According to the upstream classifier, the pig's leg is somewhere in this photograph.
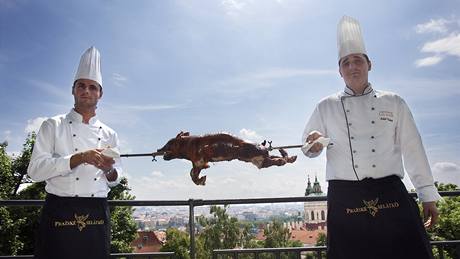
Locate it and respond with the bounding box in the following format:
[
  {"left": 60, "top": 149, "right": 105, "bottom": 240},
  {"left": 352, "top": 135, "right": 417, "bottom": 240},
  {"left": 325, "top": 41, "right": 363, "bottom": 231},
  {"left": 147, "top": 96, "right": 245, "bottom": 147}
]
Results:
[{"left": 190, "top": 165, "right": 207, "bottom": 185}]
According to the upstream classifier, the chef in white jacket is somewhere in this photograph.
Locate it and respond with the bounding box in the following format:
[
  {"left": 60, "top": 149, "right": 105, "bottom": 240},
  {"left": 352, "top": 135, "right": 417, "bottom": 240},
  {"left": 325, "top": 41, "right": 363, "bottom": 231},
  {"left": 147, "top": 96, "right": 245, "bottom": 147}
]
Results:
[
  {"left": 28, "top": 46, "right": 122, "bottom": 259},
  {"left": 302, "top": 16, "right": 439, "bottom": 259}
]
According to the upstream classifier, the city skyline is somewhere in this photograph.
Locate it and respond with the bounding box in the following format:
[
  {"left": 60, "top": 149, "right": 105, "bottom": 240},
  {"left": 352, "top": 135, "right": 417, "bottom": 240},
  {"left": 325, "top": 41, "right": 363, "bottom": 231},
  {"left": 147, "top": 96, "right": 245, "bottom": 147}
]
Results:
[{"left": 1, "top": 0, "right": 459, "bottom": 200}]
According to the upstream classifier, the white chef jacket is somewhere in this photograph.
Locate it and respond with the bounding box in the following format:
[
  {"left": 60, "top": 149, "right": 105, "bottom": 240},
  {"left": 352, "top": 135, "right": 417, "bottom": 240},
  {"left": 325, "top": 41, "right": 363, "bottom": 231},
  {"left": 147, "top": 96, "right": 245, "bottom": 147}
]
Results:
[
  {"left": 302, "top": 84, "right": 441, "bottom": 202},
  {"left": 28, "top": 109, "right": 122, "bottom": 197}
]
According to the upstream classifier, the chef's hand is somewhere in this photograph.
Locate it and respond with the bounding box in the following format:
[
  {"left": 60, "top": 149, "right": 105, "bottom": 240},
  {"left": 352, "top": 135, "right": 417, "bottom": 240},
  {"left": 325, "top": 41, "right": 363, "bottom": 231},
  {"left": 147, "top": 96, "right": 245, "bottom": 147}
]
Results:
[
  {"left": 422, "top": 201, "right": 439, "bottom": 228},
  {"left": 306, "top": 131, "right": 324, "bottom": 153},
  {"left": 79, "top": 149, "right": 115, "bottom": 171}
]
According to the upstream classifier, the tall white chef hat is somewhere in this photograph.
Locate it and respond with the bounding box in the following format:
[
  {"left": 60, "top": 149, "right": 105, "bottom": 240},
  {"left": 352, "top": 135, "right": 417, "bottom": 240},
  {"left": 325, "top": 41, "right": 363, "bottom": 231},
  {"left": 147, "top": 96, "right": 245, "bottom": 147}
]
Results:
[
  {"left": 337, "top": 16, "right": 367, "bottom": 62},
  {"left": 74, "top": 46, "right": 102, "bottom": 87}
]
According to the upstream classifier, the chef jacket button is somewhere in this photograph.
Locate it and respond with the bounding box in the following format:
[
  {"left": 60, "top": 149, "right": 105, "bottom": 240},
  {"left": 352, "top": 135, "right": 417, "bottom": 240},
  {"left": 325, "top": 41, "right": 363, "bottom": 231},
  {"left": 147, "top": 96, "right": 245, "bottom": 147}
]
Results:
[
  {"left": 69, "top": 121, "right": 72, "bottom": 124},
  {"left": 353, "top": 150, "right": 357, "bottom": 153},
  {"left": 371, "top": 136, "right": 375, "bottom": 139},
  {"left": 371, "top": 107, "right": 375, "bottom": 110},
  {"left": 372, "top": 149, "right": 375, "bottom": 152},
  {"left": 371, "top": 121, "right": 375, "bottom": 124},
  {"left": 350, "top": 136, "right": 354, "bottom": 140},
  {"left": 94, "top": 178, "right": 97, "bottom": 181},
  {"left": 354, "top": 164, "right": 359, "bottom": 168},
  {"left": 374, "top": 95, "right": 377, "bottom": 98},
  {"left": 346, "top": 109, "right": 350, "bottom": 112},
  {"left": 76, "top": 177, "right": 79, "bottom": 180},
  {"left": 75, "top": 148, "right": 78, "bottom": 151},
  {"left": 99, "top": 126, "right": 102, "bottom": 129},
  {"left": 372, "top": 164, "right": 376, "bottom": 168},
  {"left": 73, "top": 134, "right": 76, "bottom": 137},
  {"left": 91, "top": 194, "right": 94, "bottom": 197},
  {"left": 348, "top": 123, "right": 352, "bottom": 126},
  {"left": 98, "top": 137, "right": 101, "bottom": 141}
]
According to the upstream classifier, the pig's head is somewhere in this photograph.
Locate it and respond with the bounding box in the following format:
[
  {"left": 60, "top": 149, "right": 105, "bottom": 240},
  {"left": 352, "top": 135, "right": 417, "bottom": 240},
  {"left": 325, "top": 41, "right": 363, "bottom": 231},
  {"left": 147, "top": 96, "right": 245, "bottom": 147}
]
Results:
[{"left": 157, "top": 131, "right": 189, "bottom": 160}]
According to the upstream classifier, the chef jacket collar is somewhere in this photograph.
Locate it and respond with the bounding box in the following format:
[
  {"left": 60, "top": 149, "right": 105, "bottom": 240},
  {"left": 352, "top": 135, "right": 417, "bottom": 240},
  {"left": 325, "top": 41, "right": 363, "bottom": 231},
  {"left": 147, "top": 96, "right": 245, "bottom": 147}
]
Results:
[
  {"left": 343, "top": 83, "right": 373, "bottom": 96},
  {"left": 67, "top": 108, "right": 100, "bottom": 125}
]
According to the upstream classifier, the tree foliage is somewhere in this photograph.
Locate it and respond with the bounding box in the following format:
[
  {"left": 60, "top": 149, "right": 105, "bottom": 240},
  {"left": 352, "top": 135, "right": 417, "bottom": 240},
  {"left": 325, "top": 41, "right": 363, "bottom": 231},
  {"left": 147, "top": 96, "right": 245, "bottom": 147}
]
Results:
[
  {"left": 160, "top": 228, "right": 191, "bottom": 259},
  {"left": 0, "top": 134, "right": 137, "bottom": 255},
  {"left": 426, "top": 182, "right": 460, "bottom": 259},
  {"left": 196, "top": 205, "right": 242, "bottom": 258}
]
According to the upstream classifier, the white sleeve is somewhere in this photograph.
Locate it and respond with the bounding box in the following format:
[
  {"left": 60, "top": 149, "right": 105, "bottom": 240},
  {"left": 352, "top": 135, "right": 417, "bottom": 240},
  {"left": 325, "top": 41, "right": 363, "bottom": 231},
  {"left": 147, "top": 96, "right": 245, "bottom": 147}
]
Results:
[
  {"left": 301, "top": 104, "right": 326, "bottom": 158},
  {"left": 27, "top": 120, "right": 72, "bottom": 182},
  {"left": 397, "top": 98, "right": 441, "bottom": 202},
  {"left": 106, "top": 131, "right": 123, "bottom": 187}
]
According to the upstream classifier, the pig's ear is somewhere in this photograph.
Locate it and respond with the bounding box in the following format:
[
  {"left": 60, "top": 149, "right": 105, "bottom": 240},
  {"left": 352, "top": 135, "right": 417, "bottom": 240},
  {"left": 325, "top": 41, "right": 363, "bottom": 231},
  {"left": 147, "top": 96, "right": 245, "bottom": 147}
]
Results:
[{"left": 177, "top": 131, "right": 190, "bottom": 138}]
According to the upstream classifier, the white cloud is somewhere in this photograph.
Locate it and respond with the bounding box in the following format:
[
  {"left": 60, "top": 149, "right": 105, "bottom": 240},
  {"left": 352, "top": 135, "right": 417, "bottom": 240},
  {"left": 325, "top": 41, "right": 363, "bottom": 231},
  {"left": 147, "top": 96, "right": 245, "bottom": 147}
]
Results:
[
  {"left": 414, "top": 55, "right": 444, "bottom": 67},
  {"left": 221, "top": 0, "right": 248, "bottom": 16},
  {"left": 215, "top": 68, "right": 335, "bottom": 94},
  {"left": 115, "top": 104, "right": 183, "bottom": 112},
  {"left": 432, "top": 162, "right": 460, "bottom": 186},
  {"left": 151, "top": 171, "right": 164, "bottom": 177},
  {"left": 415, "top": 18, "right": 450, "bottom": 34},
  {"left": 239, "top": 128, "right": 262, "bottom": 142},
  {"left": 27, "top": 79, "right": 72, "bottom": 100},
  {"left": 2, "top": 130, "right": 11, "bottom": 141},
  {"left": 24, "top": 117, "right": 47, "bottom": 133},
  {"left": 112, "top": 72, "right": 128, "bottom": 87},
  {"left": 421, "top": 33, "right": 460, "bottom": 57},
  {"left": 415, "top": 17, "right": 460, "bottom": 67}
]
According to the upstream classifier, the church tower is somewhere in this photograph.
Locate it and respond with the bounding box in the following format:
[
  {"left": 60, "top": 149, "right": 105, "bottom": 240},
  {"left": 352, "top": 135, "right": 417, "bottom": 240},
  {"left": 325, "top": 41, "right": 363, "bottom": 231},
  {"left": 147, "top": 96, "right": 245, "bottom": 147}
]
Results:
[{"left": 303, "top": 173, "right": 327, "bottom": 227}]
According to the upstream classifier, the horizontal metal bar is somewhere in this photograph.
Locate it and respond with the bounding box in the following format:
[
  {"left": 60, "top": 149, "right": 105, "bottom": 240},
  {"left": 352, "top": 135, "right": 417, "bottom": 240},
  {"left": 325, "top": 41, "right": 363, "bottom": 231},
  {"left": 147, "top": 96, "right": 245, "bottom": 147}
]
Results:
[
  {"left": 0, "top": 252, "right": 176, "bottom": 259},
  {"left": 120, "top": 151, "right": 164, "bottom": 158},
  {"left": 214, "top": 246, "right": 327, "bottom": 254},
  {"left": 269, "top": 144, "right": 303, "bottom": 150},
  {"left": 213, "top": 240, "right": 460, "bottom": 255},
  {"left": 1, "top": 191, "right": 459, "bottom": 207},
  {"left": 110, "top": 252, "right": 175, "bottom": 258}
]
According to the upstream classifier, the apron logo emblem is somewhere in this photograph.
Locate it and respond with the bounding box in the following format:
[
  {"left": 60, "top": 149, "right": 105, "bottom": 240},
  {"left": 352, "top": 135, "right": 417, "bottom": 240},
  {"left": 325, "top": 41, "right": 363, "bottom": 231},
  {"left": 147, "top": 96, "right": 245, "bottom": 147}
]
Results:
[
  {"left": 75, "top": 214, "right": 89, "bottom": 231},
  {"left": 345, "top": 198, "right": 400, "bottom": 217},
  {"left": 363, "top": 198, "right": 379, "bottom": 217},
  {"left": 54, "top": 213, "right": 105, "bottom": 231}
]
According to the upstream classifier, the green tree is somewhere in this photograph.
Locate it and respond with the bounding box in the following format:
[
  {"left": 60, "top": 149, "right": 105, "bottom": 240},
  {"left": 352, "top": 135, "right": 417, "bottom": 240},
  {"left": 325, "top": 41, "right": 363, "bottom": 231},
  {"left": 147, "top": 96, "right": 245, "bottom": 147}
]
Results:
[
  {"left": 0, "top": 134, "right": 137, "bottom": 255},
  {"left": 0, "top": 137, "right": 34, "bottom": 255},
  {"left": 108, "top": 177, "right": 138, "bottom": 253},
  {"left": 196, "top": 205, "right": 241, "bottom": 258},
  {"left": 261, "top": 220, "right": 302, "bottom": 259},
  {"left": 160, "top": 228, "right": 190, "bottom": 259},
  {"left": 426, "top": 182, "right": 460, "bottom": 259}
]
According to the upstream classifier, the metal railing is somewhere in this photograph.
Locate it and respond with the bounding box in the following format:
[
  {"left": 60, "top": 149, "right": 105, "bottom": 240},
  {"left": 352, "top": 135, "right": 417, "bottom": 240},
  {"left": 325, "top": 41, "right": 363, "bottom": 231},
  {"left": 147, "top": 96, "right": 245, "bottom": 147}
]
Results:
[
  {"left": 0, "top": 252, "right": 175, "bottom": 259},
  {"left": 213, "top": 246, "right": 327, "bottom": 259},
  {"left": 1, "top": 190, "right": 459, "bottom": 259},
  {"left": 212, "top": 240, "right": 460, "bottom": 259}
]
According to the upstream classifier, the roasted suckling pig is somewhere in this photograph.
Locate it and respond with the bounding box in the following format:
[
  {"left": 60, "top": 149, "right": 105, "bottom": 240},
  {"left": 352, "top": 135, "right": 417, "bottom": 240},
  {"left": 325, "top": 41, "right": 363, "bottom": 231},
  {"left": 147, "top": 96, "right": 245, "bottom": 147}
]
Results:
[{"left": 157, "top": 131, "right": 297, "bottom": 185}]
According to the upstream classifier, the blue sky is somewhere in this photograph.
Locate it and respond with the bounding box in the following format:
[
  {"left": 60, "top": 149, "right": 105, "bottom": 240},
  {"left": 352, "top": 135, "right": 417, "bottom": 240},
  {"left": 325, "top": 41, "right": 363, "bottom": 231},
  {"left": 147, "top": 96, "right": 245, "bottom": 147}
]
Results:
[{"left": 1, "top": 0, "right": 459, "bottom": 199}]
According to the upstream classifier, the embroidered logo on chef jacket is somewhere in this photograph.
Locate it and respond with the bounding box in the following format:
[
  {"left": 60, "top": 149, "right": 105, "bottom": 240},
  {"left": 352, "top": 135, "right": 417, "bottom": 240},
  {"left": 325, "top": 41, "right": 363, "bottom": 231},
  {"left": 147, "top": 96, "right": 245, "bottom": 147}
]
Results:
[
  {"left": 345, "top": 198, "right": 400, "bottom": 217},
  {"left": 54, "top": 213, "right": 105, "bottom": 231},
  {"left": 379, "top": 111, "right": 394, "bottom": 122}
]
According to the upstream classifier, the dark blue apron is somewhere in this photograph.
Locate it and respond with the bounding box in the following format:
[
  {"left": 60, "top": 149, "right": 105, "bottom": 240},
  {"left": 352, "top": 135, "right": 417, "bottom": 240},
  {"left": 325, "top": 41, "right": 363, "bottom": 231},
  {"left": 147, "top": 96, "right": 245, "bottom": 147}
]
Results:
[
  {"left": 35, "top": 193, "right": 110, "bottom": 259},
  {"left": 327, "top": 175, "right": 434, "bottom": 259}
]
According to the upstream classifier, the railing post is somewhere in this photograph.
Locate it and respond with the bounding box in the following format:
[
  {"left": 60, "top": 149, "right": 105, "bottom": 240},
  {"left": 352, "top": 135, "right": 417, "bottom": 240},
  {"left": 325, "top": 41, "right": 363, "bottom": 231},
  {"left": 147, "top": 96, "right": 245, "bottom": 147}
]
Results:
[{"left": 189, "top": 199, "right": 196, "bottom": 259}]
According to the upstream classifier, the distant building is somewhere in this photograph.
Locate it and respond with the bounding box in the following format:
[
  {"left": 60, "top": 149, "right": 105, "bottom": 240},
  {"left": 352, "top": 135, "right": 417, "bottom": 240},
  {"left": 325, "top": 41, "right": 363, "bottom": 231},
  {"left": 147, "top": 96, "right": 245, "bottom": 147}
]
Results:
[
  {"left": 303, "top": 175, "right": 327, "bottom": 229},
  {"left": 131, "top": 230, "right": 165, "bottom": 253},
  {"left": 255, "top": 176, "right": 328, "bottom": 246}
]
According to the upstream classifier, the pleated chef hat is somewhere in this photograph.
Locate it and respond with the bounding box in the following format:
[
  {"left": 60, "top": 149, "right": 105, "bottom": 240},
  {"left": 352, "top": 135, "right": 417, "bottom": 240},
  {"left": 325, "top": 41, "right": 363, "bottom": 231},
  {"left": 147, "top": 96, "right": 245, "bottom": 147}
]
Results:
[
  {"left": 74, "top": 46, "right": 102, "bottom": 87},
  {"left": 337, "top": 16, "right": 367, "bottom": 61}
]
